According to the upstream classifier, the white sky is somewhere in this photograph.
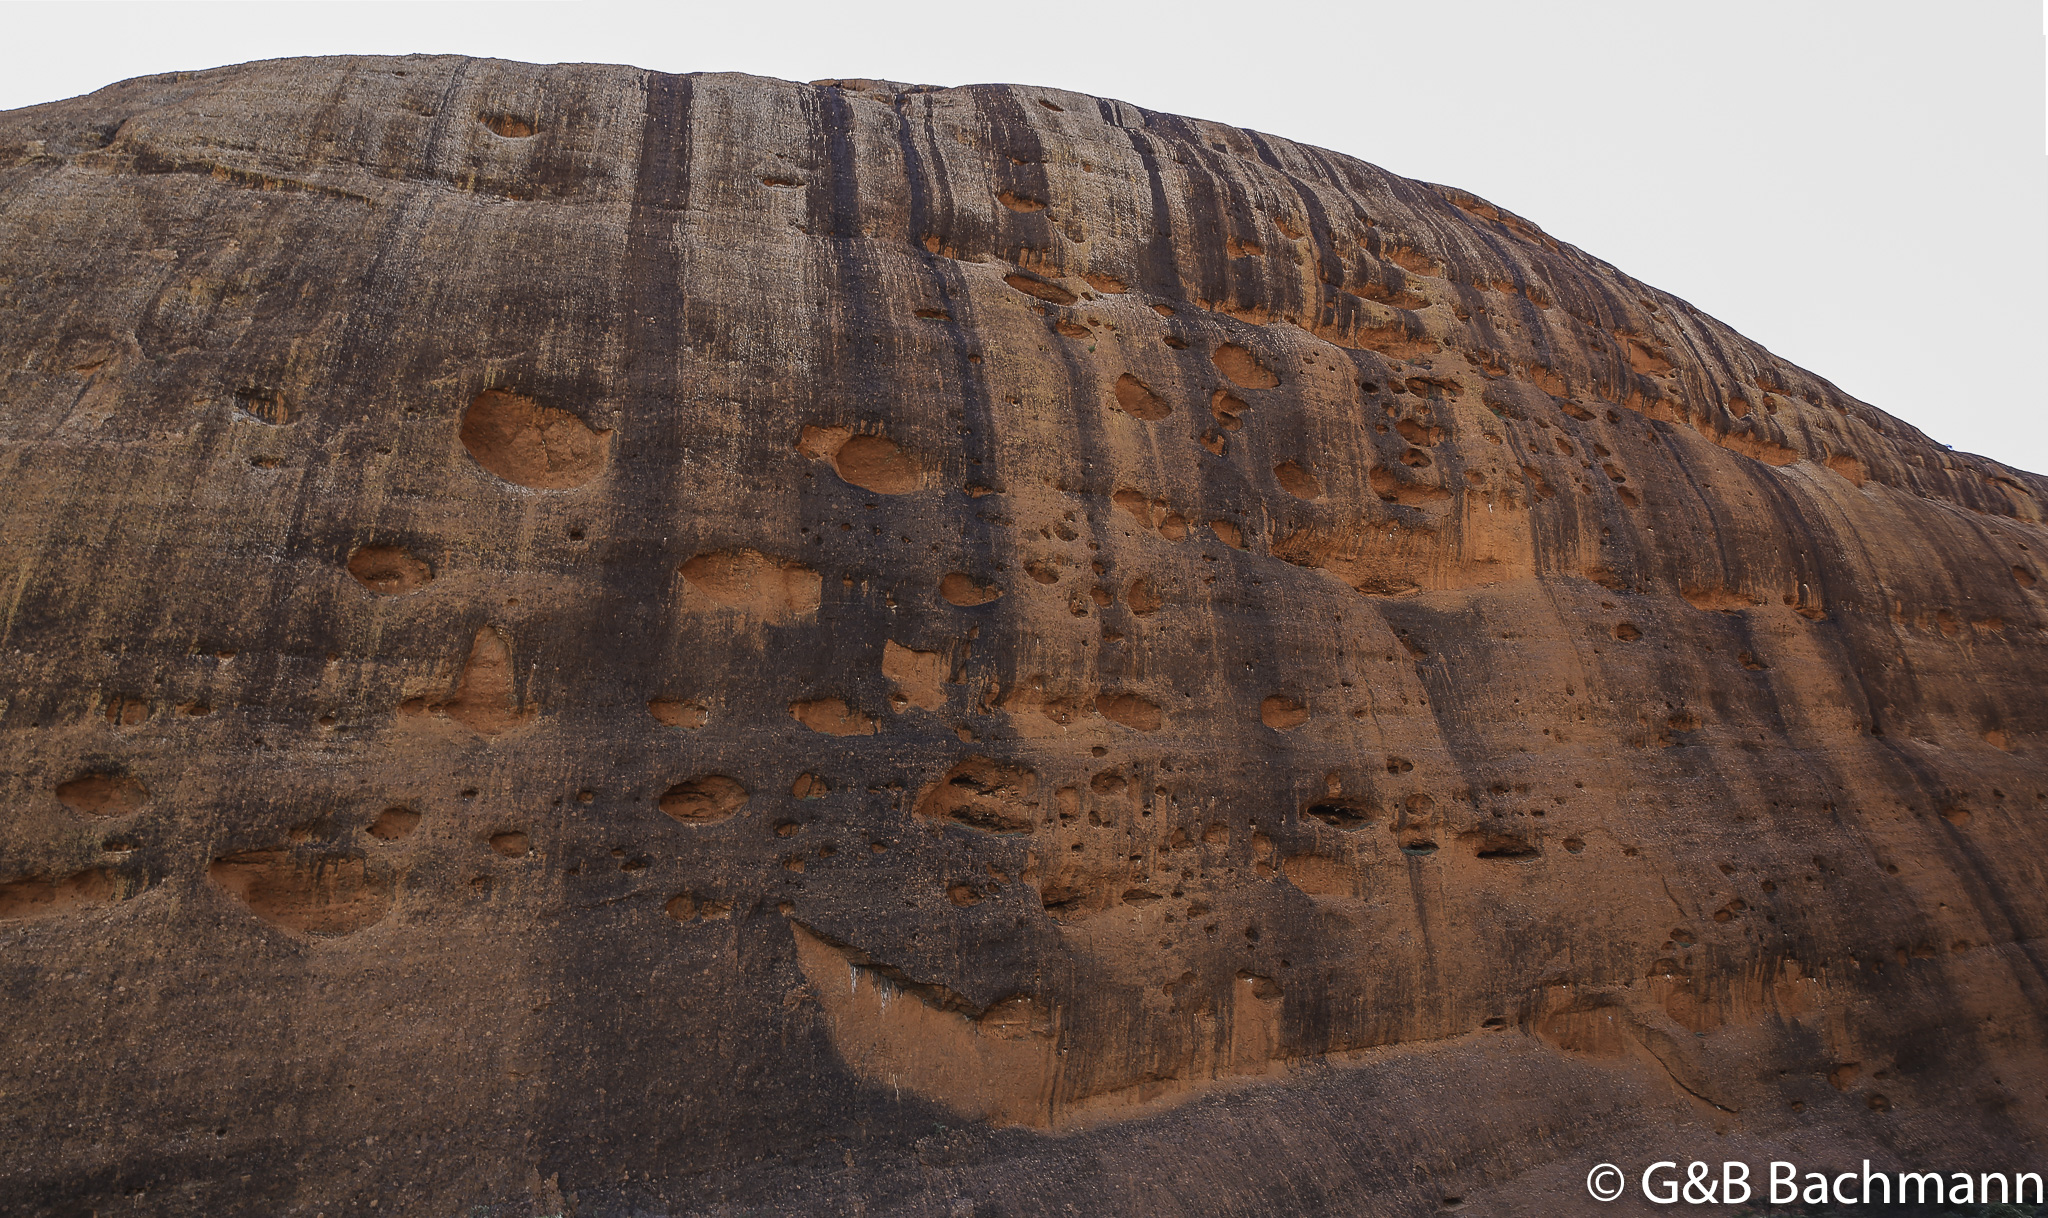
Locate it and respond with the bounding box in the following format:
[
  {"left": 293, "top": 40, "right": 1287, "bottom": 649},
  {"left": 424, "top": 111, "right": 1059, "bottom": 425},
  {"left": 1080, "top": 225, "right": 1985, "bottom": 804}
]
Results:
[{"left": 6, "top": 0, "right": 2046, "bottom": 474}]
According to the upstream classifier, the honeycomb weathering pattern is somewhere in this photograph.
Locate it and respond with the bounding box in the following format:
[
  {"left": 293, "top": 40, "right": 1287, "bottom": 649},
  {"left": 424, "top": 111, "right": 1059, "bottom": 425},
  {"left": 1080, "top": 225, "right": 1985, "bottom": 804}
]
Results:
[{"left": 0, "top": 54, "right": 2045, "bottom": 1215}]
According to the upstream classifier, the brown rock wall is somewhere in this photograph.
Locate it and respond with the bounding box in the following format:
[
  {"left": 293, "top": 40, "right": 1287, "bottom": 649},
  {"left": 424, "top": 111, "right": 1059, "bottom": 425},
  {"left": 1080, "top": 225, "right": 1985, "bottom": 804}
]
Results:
[{"left": 0, "top": 54, "right": 2044, "bottom": 1215}]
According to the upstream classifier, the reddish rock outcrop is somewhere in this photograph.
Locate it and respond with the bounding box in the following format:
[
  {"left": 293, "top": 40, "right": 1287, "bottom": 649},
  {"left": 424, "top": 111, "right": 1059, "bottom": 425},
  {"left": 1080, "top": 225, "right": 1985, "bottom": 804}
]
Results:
[{"left": 0, "top": 55, "right": 2043, "bottom": 1216}]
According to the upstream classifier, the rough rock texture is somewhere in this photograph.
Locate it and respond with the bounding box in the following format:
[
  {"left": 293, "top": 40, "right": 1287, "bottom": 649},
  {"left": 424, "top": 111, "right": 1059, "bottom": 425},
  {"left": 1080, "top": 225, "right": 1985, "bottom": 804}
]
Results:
[{"left": 2, "top": 55, "right": 2045, "bottom": 1216}]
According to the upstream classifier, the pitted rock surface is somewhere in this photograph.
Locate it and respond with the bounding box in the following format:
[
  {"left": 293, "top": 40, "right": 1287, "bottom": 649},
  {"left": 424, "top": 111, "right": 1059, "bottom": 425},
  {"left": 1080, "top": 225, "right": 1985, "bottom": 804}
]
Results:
[{"left": 1, "top": 55, "right": 2045, "bottom": 1216}]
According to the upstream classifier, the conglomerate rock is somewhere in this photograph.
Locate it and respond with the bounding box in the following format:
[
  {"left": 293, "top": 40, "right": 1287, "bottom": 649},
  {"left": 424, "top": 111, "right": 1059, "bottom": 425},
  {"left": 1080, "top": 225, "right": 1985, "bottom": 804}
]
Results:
[{"left": 1, "top": 55, "right": 2044, "bottom": 1216}]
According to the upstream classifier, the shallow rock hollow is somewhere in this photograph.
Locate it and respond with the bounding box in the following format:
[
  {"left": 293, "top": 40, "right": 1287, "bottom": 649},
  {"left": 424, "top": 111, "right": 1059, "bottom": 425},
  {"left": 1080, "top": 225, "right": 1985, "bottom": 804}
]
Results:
[{"left": 1, "top": 54, "right": 2045, "bottom": 1216}]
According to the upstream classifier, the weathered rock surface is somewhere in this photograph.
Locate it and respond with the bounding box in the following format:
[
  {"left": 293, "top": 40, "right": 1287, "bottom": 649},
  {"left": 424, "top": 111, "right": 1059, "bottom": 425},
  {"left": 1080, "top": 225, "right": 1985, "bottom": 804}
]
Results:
[{"left": 1, "top": 55, "right": 2045, "bottom": 1216}]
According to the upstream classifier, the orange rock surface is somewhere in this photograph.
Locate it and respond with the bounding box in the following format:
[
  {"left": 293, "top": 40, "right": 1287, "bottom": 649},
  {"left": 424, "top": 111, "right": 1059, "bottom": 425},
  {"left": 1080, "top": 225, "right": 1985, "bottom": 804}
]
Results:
[{"left": 0, "top": 55, "right": 2044, "bottom": 1215}]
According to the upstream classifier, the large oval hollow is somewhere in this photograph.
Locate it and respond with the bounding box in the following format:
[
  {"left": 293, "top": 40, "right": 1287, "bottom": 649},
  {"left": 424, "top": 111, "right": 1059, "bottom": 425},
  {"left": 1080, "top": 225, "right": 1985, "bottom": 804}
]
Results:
[
  {"left": 347, "top": 545, "right": 433, "bottom": 594},
  {"left": 459, "top": 389, "right": 610, "bottom": 489},
  {"left": 660, "top": 776, "right": 749, "bottom": 825}
]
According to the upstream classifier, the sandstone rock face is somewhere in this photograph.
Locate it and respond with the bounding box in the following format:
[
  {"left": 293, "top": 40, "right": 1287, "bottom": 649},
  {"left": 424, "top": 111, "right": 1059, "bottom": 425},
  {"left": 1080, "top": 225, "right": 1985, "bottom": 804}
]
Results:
[{"left": 1, "top": 56, "right": 2044, "bottom": 1215}]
